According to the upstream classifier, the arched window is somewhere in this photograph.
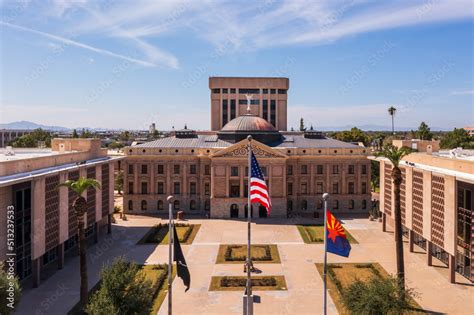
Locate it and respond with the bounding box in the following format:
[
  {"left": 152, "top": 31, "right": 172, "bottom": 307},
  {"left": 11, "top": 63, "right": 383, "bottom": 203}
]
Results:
[
  {"left": 333, "top": 200, "right": 339, "bottom": 209},
  {"left": 141, "top": 200, "right": 147, "bottom": 211},
  {"left": 362, "top": 199, "right": 367, "bottom": 209},
  {"left": 349, "top": 200, "right": 355, "bottom": 209},
  {"left": 128, "top": 200, "right": 133, "bottom": 211},
  {"left": 230, "top": 204, "right": 239, "bottom": 218},
  {"left": 173, "top": 200, "right": 180, "bottom": 210},
  {"left": 301, "top": 200, "right": 308, "bottom": 211},
  {"left": 190, "top": 200, "right": 197, "bottom": 210},
  {"left": 204, "top": 200, "right": 210, "bottom": 211},
  {"left": 157, "top": 200, "right": 164, "bottom": 210}
]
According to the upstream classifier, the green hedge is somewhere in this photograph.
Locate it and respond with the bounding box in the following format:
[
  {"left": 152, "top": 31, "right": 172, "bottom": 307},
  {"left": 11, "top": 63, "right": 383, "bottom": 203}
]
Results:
[
  {"left": 223, "top": 245, "right": 272, "bottom": 262},
  {"left": 220, "top": 277, "right": 277, "bottom": 288}
]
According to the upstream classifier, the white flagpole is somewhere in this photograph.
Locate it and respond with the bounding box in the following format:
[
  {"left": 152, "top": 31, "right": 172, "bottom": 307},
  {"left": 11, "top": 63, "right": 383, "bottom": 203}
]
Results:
[
  {"left": 167, "top": 195, "right": 174, "bottom": 315},
  {"left": 322, "top": 193, "right": 329, "bottom": 315},
  {"left": 246, "top": 135, "right": 253, "bottom": 315}
]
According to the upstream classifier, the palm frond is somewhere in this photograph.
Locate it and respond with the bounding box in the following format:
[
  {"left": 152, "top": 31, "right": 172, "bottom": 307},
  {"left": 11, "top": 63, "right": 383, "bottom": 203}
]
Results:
[
  {"left": 376, "top": 144, "right": 412, "bottom": 167},
  {"left": 57, "top": 176, "right": 101, "bottom": 195}
]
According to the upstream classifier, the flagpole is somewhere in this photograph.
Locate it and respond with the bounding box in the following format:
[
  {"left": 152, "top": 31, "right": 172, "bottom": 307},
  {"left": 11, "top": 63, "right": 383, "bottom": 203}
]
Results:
[
  {"left": 246, "top": 135, "right": 253, "bottom": 315},
  {"left": 322, "top": 193, "right": 329, "bottom": 315},
  {"left": 167, "top": 195, "right": 174, "bottom": 315}
]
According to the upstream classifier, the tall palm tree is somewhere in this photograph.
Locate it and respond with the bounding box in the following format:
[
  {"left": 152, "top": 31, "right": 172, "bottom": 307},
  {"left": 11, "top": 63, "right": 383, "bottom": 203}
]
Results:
[
  {"left": 376, "top": 144, "right": 411, "bottom": 291},
  {"left": 388, "top": 106, "right": 397, "bottom": 136},
  {"left": 58, "top": 177, "right": 101, "bottom": 309}
]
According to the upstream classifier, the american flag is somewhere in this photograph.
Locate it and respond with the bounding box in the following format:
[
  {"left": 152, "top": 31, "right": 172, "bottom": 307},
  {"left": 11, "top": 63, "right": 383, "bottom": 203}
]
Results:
[{"left": 250, "top": 151, "right": 271, "bottom": 215}]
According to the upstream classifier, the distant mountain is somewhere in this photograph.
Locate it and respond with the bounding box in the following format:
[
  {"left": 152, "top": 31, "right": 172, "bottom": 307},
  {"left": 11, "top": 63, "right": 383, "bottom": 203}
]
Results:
[{"left": 0, "top": 121, "right": 70, "bottom": 131}]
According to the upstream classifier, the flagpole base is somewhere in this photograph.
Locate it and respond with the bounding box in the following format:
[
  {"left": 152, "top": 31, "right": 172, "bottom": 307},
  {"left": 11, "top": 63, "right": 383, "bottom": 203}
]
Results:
[{"left": 243, "top": 295, "right": 254, "bottom": 315}]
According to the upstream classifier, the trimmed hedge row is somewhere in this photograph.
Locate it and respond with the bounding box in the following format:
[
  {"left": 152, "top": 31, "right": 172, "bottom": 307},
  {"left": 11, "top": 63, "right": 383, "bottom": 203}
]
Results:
[
  {"left": 220, "top": 277, "right": 277, "bottom": 288},
  {"left": 223, "top": 245, "right": 272, "bottom": 262}
]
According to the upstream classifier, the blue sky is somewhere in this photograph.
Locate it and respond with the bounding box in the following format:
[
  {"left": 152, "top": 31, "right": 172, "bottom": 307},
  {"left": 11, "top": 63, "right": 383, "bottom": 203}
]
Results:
[{"left": 1, "top": 0, "right": 473, "bottom": 131}]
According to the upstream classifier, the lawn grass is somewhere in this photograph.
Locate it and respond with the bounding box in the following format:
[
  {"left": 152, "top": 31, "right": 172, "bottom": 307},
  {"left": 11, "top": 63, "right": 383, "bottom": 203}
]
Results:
[
  {"left": 215, "top": 244, "right": 281, "bottom": 264},
  {"left": 297, "top": 224, "right": 358, "bottom": 244},
  {"left": 315, "top": 263, "right": 425, "bottom": 315},
  {"left": 209, "top": 276, "right": 287, "bottom": 291},
  {"left": 138, "top": 223, "right": 201, "bottom": 245},
  {"left": 141, "top": 265, "right": 176, "bottom": 314}
]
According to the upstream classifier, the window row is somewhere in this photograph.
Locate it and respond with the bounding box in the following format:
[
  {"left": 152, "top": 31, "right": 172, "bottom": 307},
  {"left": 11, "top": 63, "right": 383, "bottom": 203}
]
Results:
[
  {"left": 287, "top": 164, "right": 368, "bottom": 175},
  {"left": 287, "top": 182, "right": 368, "bottom": 195},
  {"left": 128, "top": 164, "right": 211, "bottom": 176},
  {"left": 129, "top": 199, "right": 210, "bottom": 211},
  {"left": 212, "top": 88, "right": 287, "bottom": 95},
  {"left": 290, "top": 199, "right": 367, "bottom": 211},
  {"left": 128, "top": 182, "right": 210, "bottom": 195}
]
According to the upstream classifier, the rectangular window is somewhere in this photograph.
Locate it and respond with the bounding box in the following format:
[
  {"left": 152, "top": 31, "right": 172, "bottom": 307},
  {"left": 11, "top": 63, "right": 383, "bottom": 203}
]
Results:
[
  {"left": 238, "top": 88, "right": 260, "bottom": 94},
  {"left": 301, "top": 183, "right": 308, "bottom": 194},
  {"left": 230, "top": 88, "right": 236, "bottom": 93},
  {"left": 157, "top": 182, "right": 164, "bottom": 194},
  {"left": 287, "top": 165, "right": 293, "bottom": 175},
  {"left": 348, "top": 165, "right": 355, "bottom": 175},
  {"left": 230, "top": 184, "right": 240, "bottom": 197},
  {"left": 349, "top": 200, "right": 355, "bottom": 209},
  {"left": 287, "top": 183, "right": 293, "bottom": 195},
  {"left": 190, "top": 182, "right": 197, "bottom": 195},
  {"left": 157, "top": 164, "right": 164, "bottom": 174},
  {"left": 174, "top": 165, "right": 180, "bottom": 175},
  {"left": 204, "top": 183, "right": 210, "bottom": 196},
  {"left": 222, "top": 88, "right": 228, "bottom": 94},
  {"left": 332, "top": 183, "right": 339, "bottom": 194},
  {"left": 174, "top": 182, "right": 180, "bottom": 194},
  {"left": 278, "top": 89, "right": 287, "bottom": 94},
  {"left": 333, "top": 165, "right": 339, "bottom": 174},
  {"left": 270, "top": 100, "right": 276, "bottom": 126},
  {"left": 301, "top": 165, "right": 308, "bottom": 175},
  {"left": 231, "top": 166, "right": 239, "bottom": 176},
  {"left": 317, "top": 199, "right": 323, "bottom": 209},
  {"left": 270, "top": 89, "right": 276, "bottom": 94},
  {"left": 362, "top": 164, "right": 367, "bottom": 175},
  {"left": 141, "top": 182, "right": 148, "bottom": 194},
  {"left": 128, "top": 182, "right": 134, "bottom": 194},
  {"left": 262, "top": 99, "right": 268, "bottom": 120},
  {"left": 190, "top": 164, "right": 197, "bottom": 175},
  {"left": 239, "top": 99, "right": 260, "bottom": 105},
  {"left": 204, "top": 165, "right": 210, "bottom": 175},
  {"left": 261, "top": 166, "right": 267, "bottom": 176},
  {"left": 362, "top": 182, "right": 368, "bottom": 194},
  {"left": 348, "top": 182, "right": 355, "bottom": 194},
  {"left": 212, "top": 88, "right": 220, "bottom": 94},
  {"left": 222, "top": 99, "right": 228, "bottom": 125},
  {"left": 141, "top": 164, "right": 148, "bottom": 174},
  {"left": 263, "top": 88, "right": 268, "bottom": 94},
  {"left": 333, "top": 200, "right": 339, "bottom": 209},
  {"left": 230, "top": 99, "right": 236, "bottom": 119},
  {"left": 316, "top": 182, "right": 323, "bottom": 194},
  {"left": 128, "top": 164, "right": 134, "bottom": 175},
  {"left": 317, "top": 165, "right": 323, "bottom": 174}
]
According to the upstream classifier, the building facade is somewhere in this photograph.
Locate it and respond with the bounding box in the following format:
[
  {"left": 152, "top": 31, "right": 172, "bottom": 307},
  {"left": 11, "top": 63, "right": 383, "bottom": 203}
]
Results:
[
  {"left": 375, "top": 150, "right": 474, "bottom": 283},
  {"left": 209, "top": 77, "right": 289, "bottom": 131},
  {"left": 125, "top": 78, "right": 370, "bottom": 218},
  {"left": 0, "top": 139, "right": 122, "bottom": 287},
  {"left": 0, "top": 129, "right": 33, "bottom": 147}
]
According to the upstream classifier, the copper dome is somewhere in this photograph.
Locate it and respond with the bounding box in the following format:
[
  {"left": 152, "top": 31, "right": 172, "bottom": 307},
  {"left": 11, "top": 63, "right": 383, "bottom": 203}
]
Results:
[{"left": 221, "top": 114, "right": 277, "bottom": 132}]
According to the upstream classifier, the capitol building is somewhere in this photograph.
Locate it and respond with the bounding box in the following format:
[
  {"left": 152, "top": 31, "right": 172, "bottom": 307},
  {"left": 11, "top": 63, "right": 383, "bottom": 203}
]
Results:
[{"left": 124, "top": 77, "right": 371, "bottom": 218}]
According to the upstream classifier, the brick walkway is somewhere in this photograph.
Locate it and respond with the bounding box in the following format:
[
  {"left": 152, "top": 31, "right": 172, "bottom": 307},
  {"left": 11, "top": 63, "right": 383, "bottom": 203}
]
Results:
[{"left": 16, "top": 216, "right": 473, "bottom": 314}]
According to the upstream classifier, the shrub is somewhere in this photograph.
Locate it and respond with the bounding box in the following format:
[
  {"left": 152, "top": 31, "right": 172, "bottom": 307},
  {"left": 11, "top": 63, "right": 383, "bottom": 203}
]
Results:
[
  {"left": 220, "top": 277, "right": 277, "bottom": 288},
  {"left": 0, "top": 262, "right": 21, "bottom": 315},
  {"left": 224, "top": 245, "right": 272, "bottom": 261},
  {"left": 341, "top": 275, "right": 416, "bottom": 315},
  {"left": 113, "top": 205, "right": 121, "bottom": 213},
  {"left": 86, "top": 257, "right": 154, "bottom": 315}
]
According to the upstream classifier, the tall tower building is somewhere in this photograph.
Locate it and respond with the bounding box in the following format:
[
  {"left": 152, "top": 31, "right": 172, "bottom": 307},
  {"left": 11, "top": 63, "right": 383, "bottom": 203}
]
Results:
[{"left": 209, "top": 77, "right": 289, "bottom": 131}]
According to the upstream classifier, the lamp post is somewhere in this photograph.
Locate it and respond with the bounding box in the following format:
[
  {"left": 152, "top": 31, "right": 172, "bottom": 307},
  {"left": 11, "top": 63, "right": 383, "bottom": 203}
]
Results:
[
  {"left": 322, "top": 192, "right": 329, "bottom": 315},
  {"left": 167, "top": 195, "right": 174, "bottom": 315}
]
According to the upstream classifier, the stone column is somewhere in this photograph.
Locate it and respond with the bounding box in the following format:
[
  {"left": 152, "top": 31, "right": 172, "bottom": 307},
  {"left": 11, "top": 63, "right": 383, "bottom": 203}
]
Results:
[
  {"left": 408, "top": 230, "right": 414, "bottom": 253},
  {"left": 225, "top": 165, "right": 229, "bottom": 197},
  {"left": 382, "top": 213, "right": 387, "bottom": 232},
  {"left": 133, "top": 163, "right": 139, "bottom": 195},
  {"left": 57, "top": 243, "right": 65, "bottom": 270},
  {"left": 449, "top": 255, "right": 456, "bottom": 284},
  {"left": 32, "top": 258, "right": 40, "bottom": 288},
  {"left": 427, "top": 241, "right": 433, "bottom": 266},
  {"left": 239, "top": 165, "right": 244, "bottom": 198}
]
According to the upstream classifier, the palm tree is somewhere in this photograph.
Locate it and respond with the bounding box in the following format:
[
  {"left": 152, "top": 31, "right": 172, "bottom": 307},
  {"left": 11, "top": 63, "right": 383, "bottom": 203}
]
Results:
[
  {"left": 388, "top": 106, "right": 397, "bottom": 136},
  {"left": 376, "top": 144, "right": 411, "bottom": 291},
  {"left": 58, "top": 177, "right": 101, "bottom": 309}
]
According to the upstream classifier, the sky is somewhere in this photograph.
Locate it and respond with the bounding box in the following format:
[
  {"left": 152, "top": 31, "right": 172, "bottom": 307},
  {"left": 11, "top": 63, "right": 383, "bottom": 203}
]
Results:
[{"left": 0, "top": 0, "right": 473, "bottom": 131}]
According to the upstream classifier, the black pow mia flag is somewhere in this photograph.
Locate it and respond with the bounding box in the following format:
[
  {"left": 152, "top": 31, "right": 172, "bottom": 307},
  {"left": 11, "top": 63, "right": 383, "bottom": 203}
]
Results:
[{"left": 173, "top": 226, "right": 191, "bottom": 291}]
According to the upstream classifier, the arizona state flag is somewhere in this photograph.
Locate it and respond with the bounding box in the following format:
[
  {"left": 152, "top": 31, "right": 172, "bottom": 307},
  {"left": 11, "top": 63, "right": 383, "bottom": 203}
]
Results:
[
  {"left": 326, "top": 210, "right": 351, "bottom": 257},
  {"left": 173, "top": 226, "right": 191, "bottom": 291}
]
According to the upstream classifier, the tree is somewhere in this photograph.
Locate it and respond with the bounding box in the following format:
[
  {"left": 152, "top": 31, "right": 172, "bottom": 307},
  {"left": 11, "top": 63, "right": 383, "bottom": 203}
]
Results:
[
  {"left": 416, "top": 121, "right": 433, "bottom": 140},
  {"left": 342, "top": 275, "right": 416, "bottom": 314},
  {"left": 119, "top": 130, "right": 131, "bottom": 142},
  {"left": 376, "top": 144, "right": 411, "bottom": 291},
  {"left": 299, "top": 118, "right": 306, "bottom": 131},
  {"left": 80, "top": 128, "right": 94, "bottom": 138},
  {"left": 153, "top": 129, "right": 160, "bottom": 138},
  {"left": 115, "top": 170, "right": 124, "bottom": 195},
  {"left": 333, "top": 127, "right": 370, "bottom": 146},
  {"left": 58, "top": 177, "right": 101, "bottom": 310},
  {"left": 0, "top": 262, "right": 21, "bottom": 315},
  {"left": 370, "top": 160, "right": 380, "bottom": 192},
  {"left": 86, "top": 257, "right": 154, "bottom": 315},
  {"left": 108, "top": 141, "right": 124, "bottom": 150},
  {"left": 72, "top": 129, "right": 79, "bottom": 138},
  {"left": 388, "top": 106, "right": 397, "bottom": 135},
  {"left": 440, "top": 128, "right": 474, "bottom": 149},
  {"left": 10, "top": 128, "right": 51, "bottom": 148}
]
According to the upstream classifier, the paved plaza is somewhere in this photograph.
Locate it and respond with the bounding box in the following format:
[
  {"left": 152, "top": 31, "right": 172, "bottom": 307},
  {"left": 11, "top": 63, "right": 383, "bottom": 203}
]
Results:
[{"left": 17, "top": 215, "right": 473, "bottom": 315}]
